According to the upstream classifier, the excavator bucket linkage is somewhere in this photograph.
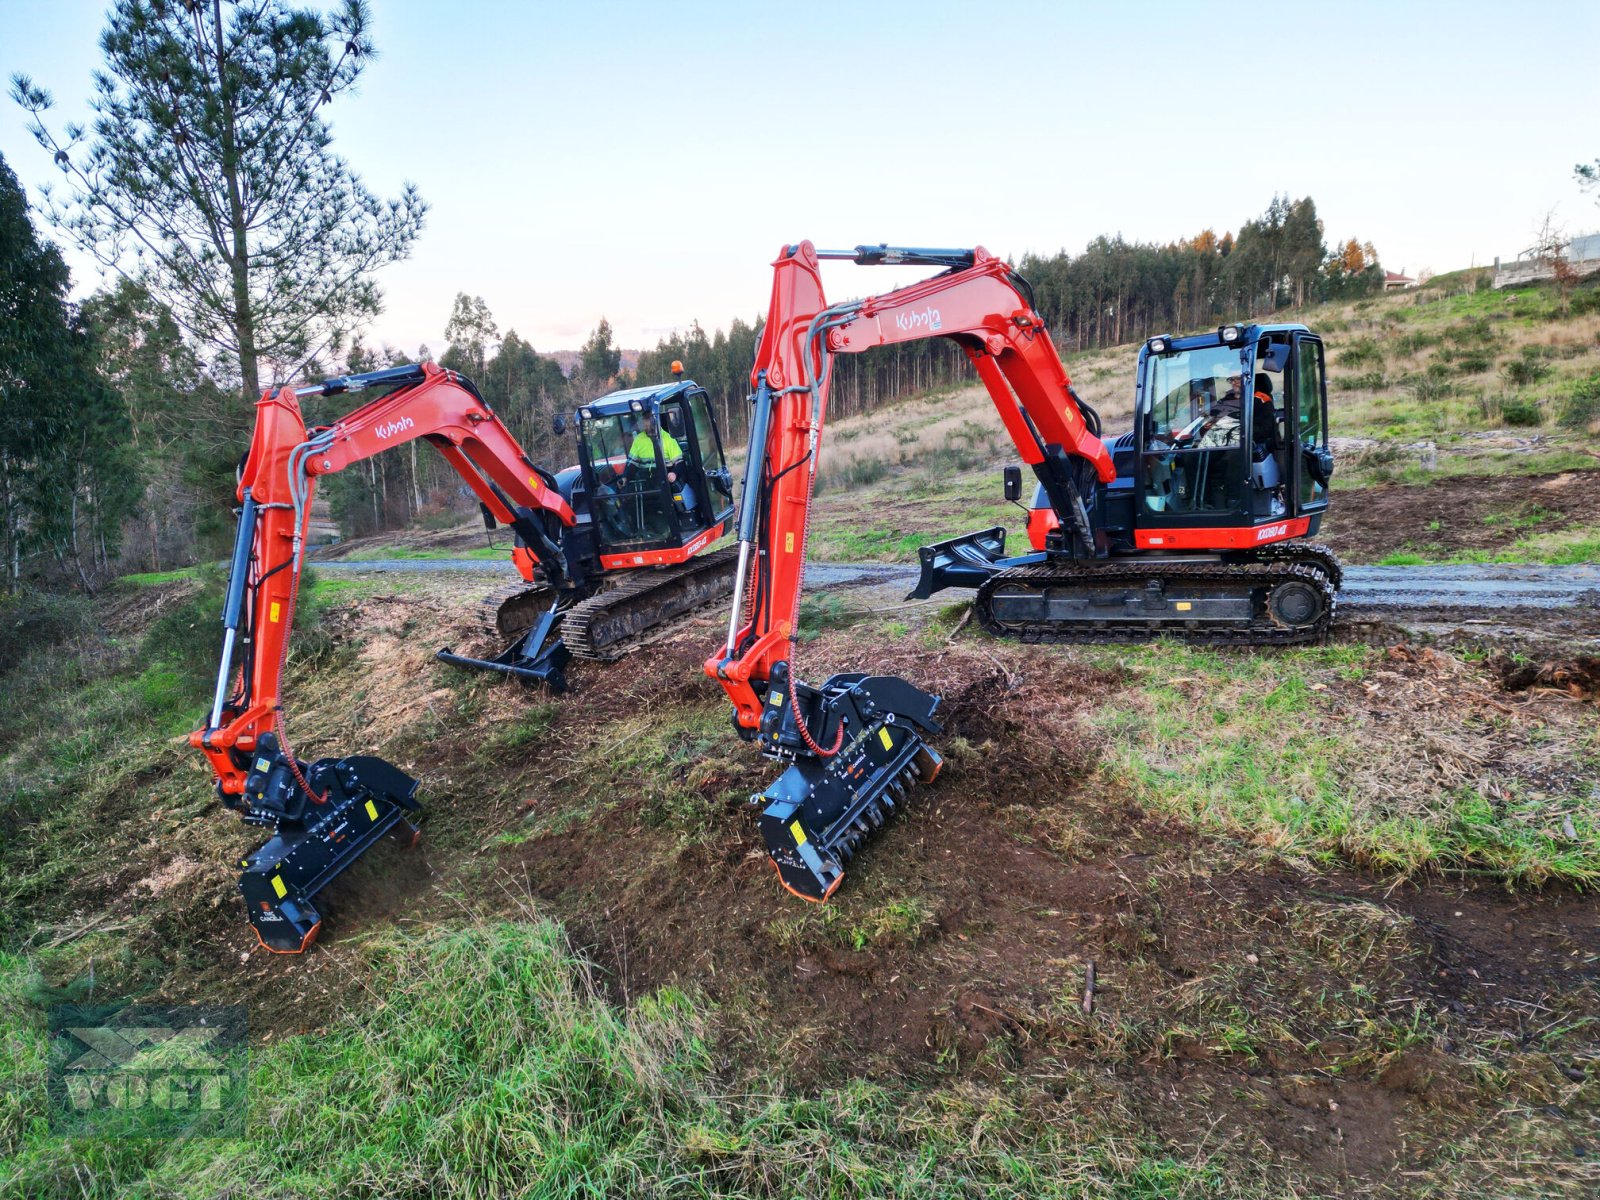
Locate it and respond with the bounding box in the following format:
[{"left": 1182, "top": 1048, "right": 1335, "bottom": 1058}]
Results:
[
  {"left": 753, "top": 664, "right": 943, "bottom": 901},
  {"left": 227, "top": 733, "right": 421, "bottom": 953}
]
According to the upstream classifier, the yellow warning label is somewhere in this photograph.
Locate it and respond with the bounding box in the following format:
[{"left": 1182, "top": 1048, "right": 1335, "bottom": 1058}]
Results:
[
  {"left": 268, "top": 601, "right": 282, "bottom": 623},
  {"left": 769, "top": 691, "right": 783, "bottom": 706},
  {"left": 271, "top": 875, "right": 288, "bottom": 899},
  {"left": 528, "top": 475, "right": 538, "bottom": 491},
  {"left": 790, "top": 820, "right": 807, "bottom": 846},
  {"left": 879, "top": 727, "right": 893, "bottom": 751},
  {"left": 785, "top": 532, "right": 795, "bottom": 553},
  {"left": 1175, "top": 601, "right": 1192, "bottom": 612},
  {"left": 364, "top": 799, "right": 379, "bottom": 822}
]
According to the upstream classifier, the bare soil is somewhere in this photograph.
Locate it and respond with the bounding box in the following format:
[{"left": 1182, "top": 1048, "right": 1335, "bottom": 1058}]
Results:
[{"left": 1320, "top": 468, "right": 1600, "bottom": 562}]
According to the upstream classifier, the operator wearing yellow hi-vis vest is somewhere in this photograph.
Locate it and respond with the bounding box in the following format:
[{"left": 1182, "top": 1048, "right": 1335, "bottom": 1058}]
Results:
[{"left": 627, "top": 409, "right": 696, "bottom": 517}]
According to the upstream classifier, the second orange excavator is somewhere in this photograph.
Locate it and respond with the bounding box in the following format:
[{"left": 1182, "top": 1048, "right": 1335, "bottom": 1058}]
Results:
[
  {"left": 708, "top": 242, "right": 1341, "bottom": 901},
  {"left": 194, "top": 360, "right": 738, "bottom": 951}
]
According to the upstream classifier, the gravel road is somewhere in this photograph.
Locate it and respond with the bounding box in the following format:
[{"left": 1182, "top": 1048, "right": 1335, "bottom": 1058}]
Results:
[{"left": 309, "top": 557, "right": 1600, "bottom": 613}]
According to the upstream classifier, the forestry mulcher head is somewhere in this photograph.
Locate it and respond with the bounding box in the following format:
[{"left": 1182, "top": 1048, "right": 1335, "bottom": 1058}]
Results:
[
  {"left": 225, "top": 732, "right": 421, "bottom": 953},
  {"left": 752, "top": 663, "right": 943, "bottom": 901}
]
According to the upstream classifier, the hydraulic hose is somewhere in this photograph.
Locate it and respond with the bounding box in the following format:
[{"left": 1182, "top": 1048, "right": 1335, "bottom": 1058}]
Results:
[{"left": 272, "top": 430, "right": 338, "bottom": 805}]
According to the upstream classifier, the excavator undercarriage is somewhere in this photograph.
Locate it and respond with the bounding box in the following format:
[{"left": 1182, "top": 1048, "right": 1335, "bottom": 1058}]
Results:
[{"left": 922, "top": 530, "right": 1343, "bottom": 646}]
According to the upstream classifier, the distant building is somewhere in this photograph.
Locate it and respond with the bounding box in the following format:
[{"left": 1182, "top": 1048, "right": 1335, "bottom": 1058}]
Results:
[
  {"left": 1493, "top": 232, "right": 1600, "bottom": 289},
  {"left": 1383, "top": 271, "right": 1416, "bottom": 292}
]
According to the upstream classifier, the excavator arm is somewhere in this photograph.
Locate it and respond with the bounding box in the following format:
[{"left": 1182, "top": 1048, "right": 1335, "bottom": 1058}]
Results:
[
  {"left": 707, "top": 241, "right": 1115, "bottom": 900},
  {"left": 191, "top": 362, "right": 574, "bottom": 951}
]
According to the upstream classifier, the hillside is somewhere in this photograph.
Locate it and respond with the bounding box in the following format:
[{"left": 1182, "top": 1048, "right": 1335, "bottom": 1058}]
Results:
[
  {"left": 797, "top": 269, "right": 1600, "bottom": 566},
  {"left": 1, "top": 273, "right": 1597, "bottom": 1198}
]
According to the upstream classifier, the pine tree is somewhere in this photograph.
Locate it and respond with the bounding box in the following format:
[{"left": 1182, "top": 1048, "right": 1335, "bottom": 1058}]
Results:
[
  {"left": 576, "top": 318, "right": 622, "bottom": 398},
  {"left": 12, "top": 0, "right": 426, "bottom": 401}
]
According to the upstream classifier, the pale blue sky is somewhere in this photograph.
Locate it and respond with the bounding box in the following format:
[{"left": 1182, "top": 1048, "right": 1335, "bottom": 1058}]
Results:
[{"left": 3, "top": 0, "right": 1597, "bottom": 355}]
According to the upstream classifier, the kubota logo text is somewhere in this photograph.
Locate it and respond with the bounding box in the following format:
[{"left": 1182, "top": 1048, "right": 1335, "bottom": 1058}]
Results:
[
  {"left": 376, "top": 417, "right": 414, "bottom": 440},
  {"left": 1256, "top": 522, "right": 1289, "bottom": 541},
  {"left": 894, "top": 306, "right": 942, "bottom": 333}
]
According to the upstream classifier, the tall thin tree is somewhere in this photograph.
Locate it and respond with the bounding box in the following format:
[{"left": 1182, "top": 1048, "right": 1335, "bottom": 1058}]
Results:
[{"left": 12, "top": 0, "right": 426, "bottom": 401}]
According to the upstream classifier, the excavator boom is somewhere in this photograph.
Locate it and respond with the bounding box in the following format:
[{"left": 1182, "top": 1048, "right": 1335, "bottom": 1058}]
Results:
[
  {"left": 708, "top": 241, "right": 1115, "bottom": 900},
  {"left": 192, "top": 362, "right": 573, "bottom": 951}
]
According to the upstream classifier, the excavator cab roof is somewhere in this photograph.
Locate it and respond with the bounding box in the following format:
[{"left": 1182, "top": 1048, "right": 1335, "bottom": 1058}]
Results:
[
  {"left": 1143, "top": 322, "right": 1311, "bottom": 358},
  {"left": 580, "top": 379, "right": 702, "bottom": 419}
]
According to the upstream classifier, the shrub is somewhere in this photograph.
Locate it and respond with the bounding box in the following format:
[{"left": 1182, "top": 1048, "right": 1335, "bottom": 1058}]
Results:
[
  {"left": 1338, "top": 338, "right": 1383, "bottom": 368},
  {"left": 0, "top": 589, "right": 97, "bottom": 674},
  {"left": 1406, "top": 373, "right": 1453, "bottom": 403},
  {"left": 1334, "top": 370, "right": 1386, "bottom": 392},
  {"left": 1396, "top": 330, "right": 1442, "bottom": 355},
  {"left": 1454, "top": 351, "right": 1493, "bottom": 375},
  {"left": 1557, "top": 375, "right": 1600, "bottom": 428},
  {"left": 1569, "top": 287, "right": 1600, "bottom": 316},
  {"left": 1498, "top": 397, "right": 1544, "bottom": 427},
  {"left": 1501, "top": 353, "right": 1549, "bottom": 387},
  {"left": 817, "top": 456, "right": 889, "bottom": 493},
  {"left": 1446, "top": 318, "right": 1494, "bottom": 346}
]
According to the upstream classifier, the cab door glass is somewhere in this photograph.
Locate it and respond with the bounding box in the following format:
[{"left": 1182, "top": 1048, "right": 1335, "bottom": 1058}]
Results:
[
  {"left": 686, "top": 391, "right": 726, "bottom": 478},
  {"left": 1295, "top": 340, "right": 1327, "bottom": 507},
  {"left": 1140, "top": 346, "right": 1249, "bottom": 516}
]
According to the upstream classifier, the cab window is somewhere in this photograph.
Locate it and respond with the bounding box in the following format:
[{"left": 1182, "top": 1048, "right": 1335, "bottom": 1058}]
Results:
[
  {"left": 686, "top": 390, "right": 726, "bottom": 477},
  {"left": 1296, "top": 340, "right": 1327, "bottom": 506},
  {"left": 1143, "top": 346, "right": 1249, "bottom": 450}
]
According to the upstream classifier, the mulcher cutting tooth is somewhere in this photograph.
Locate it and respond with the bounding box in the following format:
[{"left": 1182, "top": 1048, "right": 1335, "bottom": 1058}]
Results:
[{"left": 753, "top": 665, "right": 944, "bottom": 902}]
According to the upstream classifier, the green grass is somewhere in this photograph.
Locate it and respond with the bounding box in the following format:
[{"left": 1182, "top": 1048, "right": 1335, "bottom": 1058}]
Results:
[
  {"left": 117, "top": 567, "right": 200, "bottom": 586},
  {"left": 334, "top": 543, "right": 506, "bottom": 561},
  {"left": 0, "top": 921, "right": 1235, "bottom": 1199},
  {"left": 1085, "top": 643, "right": 1600, "bottom": 887},
  {"left": 1373, "top": 523, "right": 1600, "bottom": 567},
  {"left": 808, "top": 526, "right": 930, "bottom": 561}
]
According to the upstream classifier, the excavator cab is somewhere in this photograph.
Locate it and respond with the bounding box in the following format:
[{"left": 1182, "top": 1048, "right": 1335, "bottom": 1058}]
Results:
[
  {"left": 1131, "top": 324, "right": 1330, "bottom": 543},
  {"left": 574, "top": 380, "right": 735, "bottom": 558}
]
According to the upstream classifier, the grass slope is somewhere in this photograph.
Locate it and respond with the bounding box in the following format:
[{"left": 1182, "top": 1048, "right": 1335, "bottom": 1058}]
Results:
[{"left": 1, "top": 517, "right": 1596, "bottom": 1196}]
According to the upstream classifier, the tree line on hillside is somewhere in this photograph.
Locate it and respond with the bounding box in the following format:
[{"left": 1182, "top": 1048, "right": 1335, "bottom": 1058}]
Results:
[
  {"left": 0, "top": 0, "right": 1443, "bottom": 592},
  {"left": 0, "top": 160, "right": 1395, "bottom": 585}
]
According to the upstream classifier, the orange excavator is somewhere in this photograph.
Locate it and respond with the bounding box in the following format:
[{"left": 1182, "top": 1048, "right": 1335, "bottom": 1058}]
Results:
[
  {"left": 195, "top": 361, "right": 737, "bottom": 951},
  {"left": 707, "top": 242, "right": 1340, "bottom": 901}
]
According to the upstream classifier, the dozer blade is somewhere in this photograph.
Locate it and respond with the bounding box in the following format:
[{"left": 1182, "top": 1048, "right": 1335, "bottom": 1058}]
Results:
[
  {"left": 232, "top": 739, "right": 421, "bottom": 953},
  {"left": 909, "top": 526, "right": 1014, "bottom": 600},
  {"left": 436, "top": 605, "right": 571, "bottom": 692},
  {"left": 754, "top": 666, "right": 943, "bottom": 901}
]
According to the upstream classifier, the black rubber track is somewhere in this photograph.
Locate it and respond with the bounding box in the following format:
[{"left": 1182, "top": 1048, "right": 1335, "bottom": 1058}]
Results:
[
  {"left": 561, "top": 544, "right": 742, "bottom": 661},
  {"left": 973, "top": 540, "right": 1342, "bottom": 647}
]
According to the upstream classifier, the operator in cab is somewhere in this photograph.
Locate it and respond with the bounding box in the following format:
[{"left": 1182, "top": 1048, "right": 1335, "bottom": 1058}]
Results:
[{"left": 626, "top": 409, "right": 696, "bottom": 519}]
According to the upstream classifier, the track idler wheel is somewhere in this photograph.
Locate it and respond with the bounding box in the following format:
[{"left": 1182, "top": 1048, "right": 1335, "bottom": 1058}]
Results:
[
  {"left": 752, "top": 667, "right": 943, "bottom": 901},
  {"left": 1267, "top": 578, "right": 1326, "bottom": 630}
]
